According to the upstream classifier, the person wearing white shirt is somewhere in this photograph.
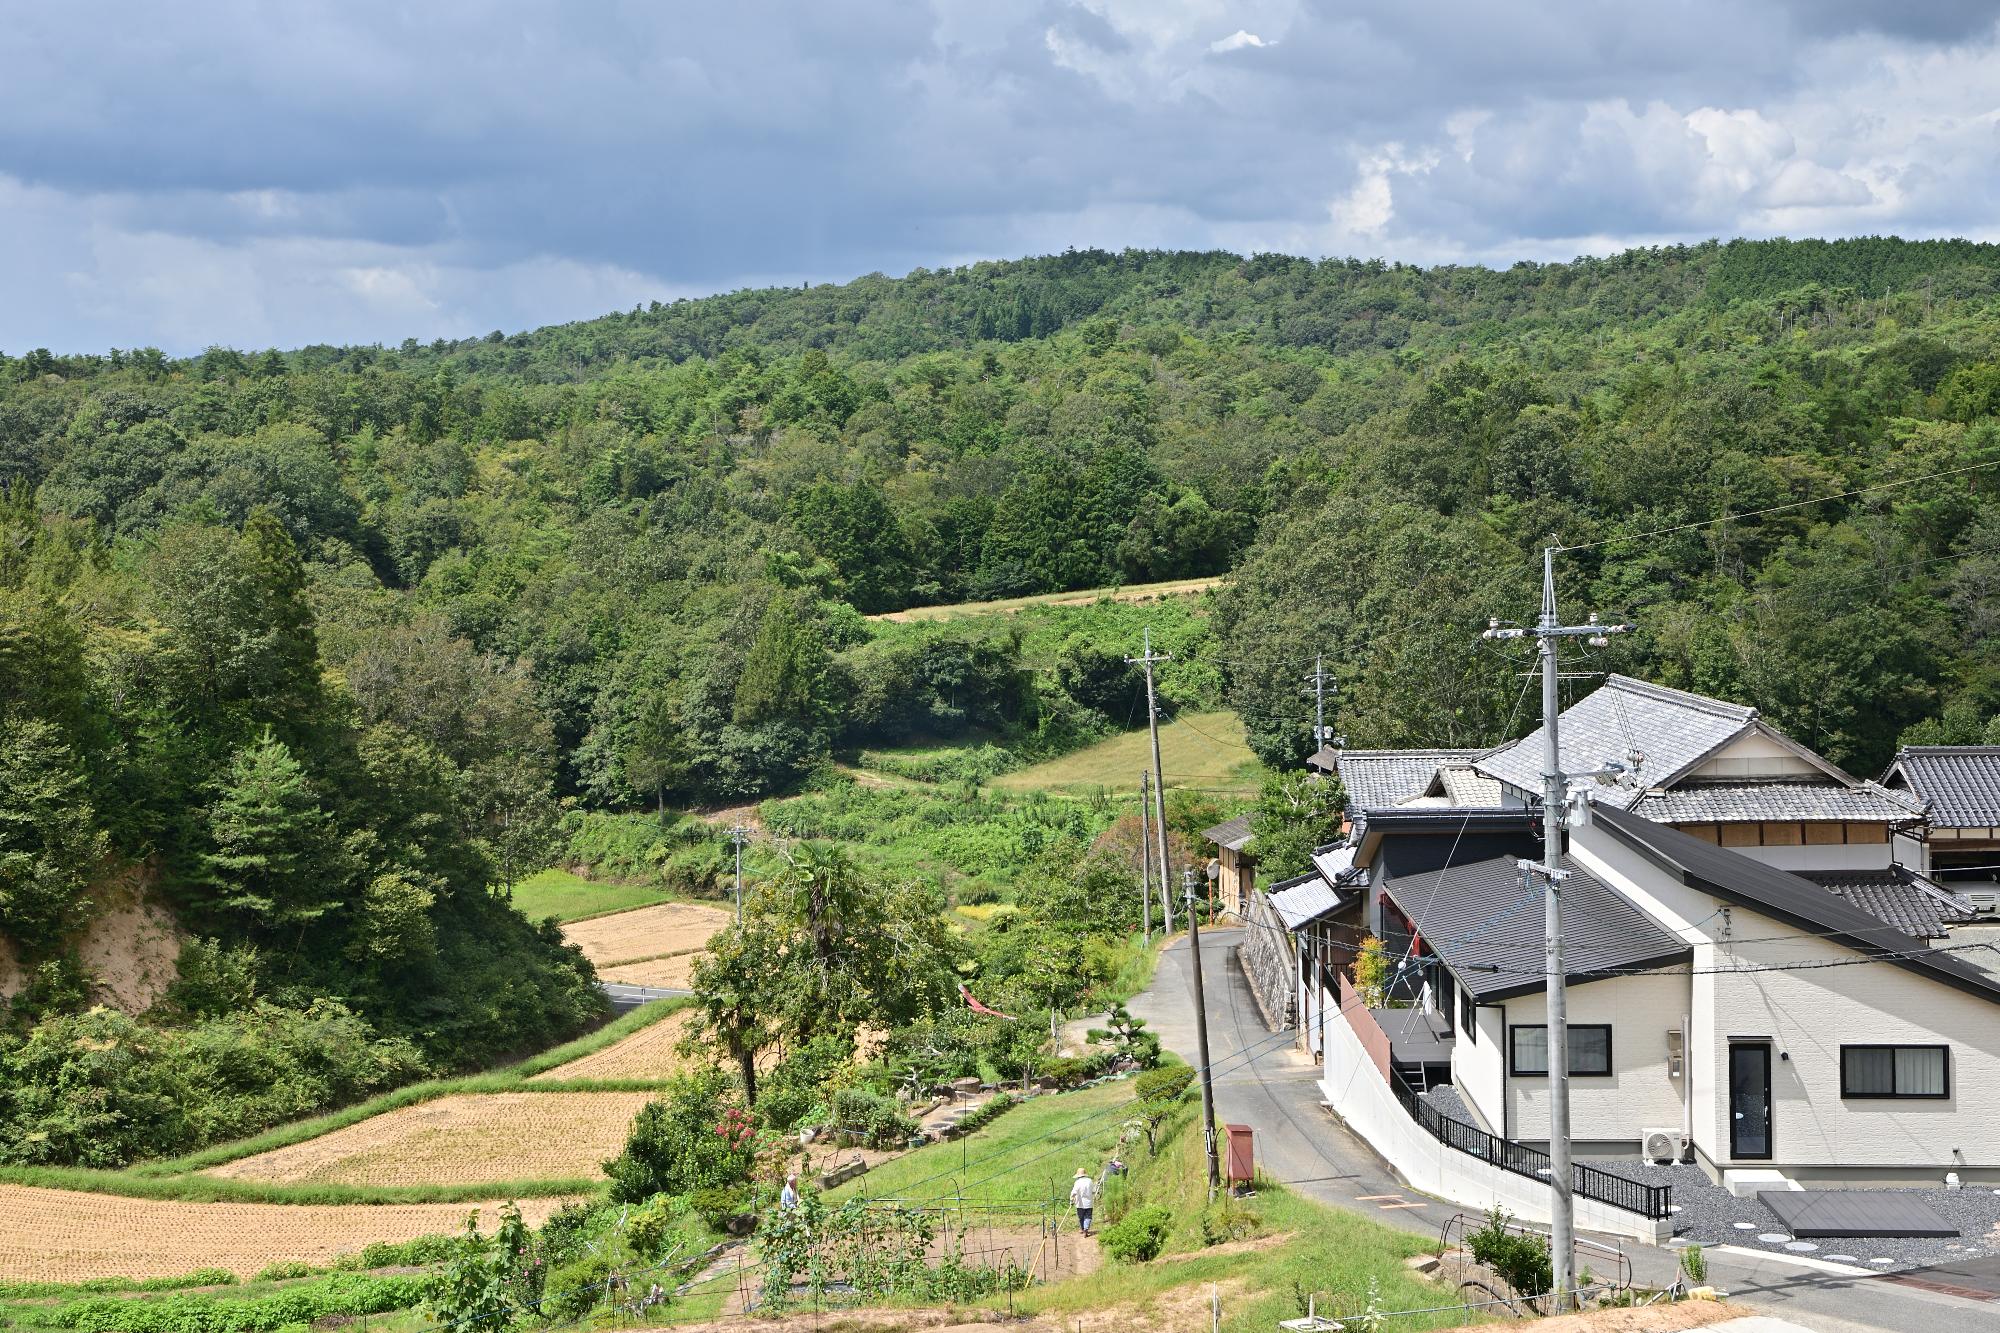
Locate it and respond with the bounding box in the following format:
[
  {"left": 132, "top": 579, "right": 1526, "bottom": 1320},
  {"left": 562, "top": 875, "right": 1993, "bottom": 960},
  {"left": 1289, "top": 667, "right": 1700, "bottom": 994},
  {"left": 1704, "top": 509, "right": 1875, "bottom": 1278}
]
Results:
[{"left": 1069, "top": 1168, "right": 1096, "bottom": 1236}]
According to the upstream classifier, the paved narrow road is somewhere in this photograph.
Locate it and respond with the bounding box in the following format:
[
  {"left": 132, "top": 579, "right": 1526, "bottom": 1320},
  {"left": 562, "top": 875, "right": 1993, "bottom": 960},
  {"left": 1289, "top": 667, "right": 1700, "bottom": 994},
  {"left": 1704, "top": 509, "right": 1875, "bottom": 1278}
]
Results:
[{"left": 1128, "top": 928, "right": 1995, "bottom": 1333}]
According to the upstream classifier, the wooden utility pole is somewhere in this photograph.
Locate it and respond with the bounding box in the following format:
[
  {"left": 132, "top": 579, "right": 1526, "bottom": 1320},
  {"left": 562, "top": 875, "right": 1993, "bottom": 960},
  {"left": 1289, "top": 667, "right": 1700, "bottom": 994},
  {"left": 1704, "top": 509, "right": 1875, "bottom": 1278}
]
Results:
[{"left": 1129, "top": 628, "right": 1174, "bottom": 933}]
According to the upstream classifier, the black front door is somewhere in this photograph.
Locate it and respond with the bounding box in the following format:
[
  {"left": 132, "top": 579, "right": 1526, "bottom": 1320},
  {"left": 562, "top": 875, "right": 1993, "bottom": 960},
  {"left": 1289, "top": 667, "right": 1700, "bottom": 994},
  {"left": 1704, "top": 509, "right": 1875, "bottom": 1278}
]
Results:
[{"left": 1730, "top": 1043, "right": 1772, "bottom": 1160}]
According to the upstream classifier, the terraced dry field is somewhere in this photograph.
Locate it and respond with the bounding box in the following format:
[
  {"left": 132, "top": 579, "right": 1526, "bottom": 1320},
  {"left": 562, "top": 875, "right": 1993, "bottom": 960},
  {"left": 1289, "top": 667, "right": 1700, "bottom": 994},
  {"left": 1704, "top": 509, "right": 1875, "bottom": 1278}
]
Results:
[
  {"left": 561, "top": 900, "right": 731, "bottom": 988},
  {"left": 205, "top": 1091, "right": 656, "bottom": 1187},
  {"left": 529, "top": 1009, "right": 698, "bottom": 1082},
  {"left": 0, "top": 1185, "right": 573, "bottom": 1281}
]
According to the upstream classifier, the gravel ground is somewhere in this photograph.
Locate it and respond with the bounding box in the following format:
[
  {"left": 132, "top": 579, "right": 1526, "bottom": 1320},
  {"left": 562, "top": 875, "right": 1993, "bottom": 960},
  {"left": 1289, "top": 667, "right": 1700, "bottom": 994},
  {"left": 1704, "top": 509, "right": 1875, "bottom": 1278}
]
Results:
[
  {"left": 1415, "top": 1085, "right": 2000, "bottom": 1272},
  {"left": 1579, "top": 1156, "right": 2000, "bottom": 1270}
]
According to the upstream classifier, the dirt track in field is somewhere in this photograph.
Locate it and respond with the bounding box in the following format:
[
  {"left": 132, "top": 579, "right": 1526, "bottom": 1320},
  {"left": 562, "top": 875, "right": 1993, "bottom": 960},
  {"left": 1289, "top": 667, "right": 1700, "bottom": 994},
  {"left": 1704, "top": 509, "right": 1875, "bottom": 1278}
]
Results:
[
  {"left": 0, "top": 1185, "right": 575, "bottom": 1282},
  {"left": 531, "top": 1010, "right": 700, "bottom": 1082},
  {"left": 205, "top": 1092, "right": 655, "bottom": 1187}
]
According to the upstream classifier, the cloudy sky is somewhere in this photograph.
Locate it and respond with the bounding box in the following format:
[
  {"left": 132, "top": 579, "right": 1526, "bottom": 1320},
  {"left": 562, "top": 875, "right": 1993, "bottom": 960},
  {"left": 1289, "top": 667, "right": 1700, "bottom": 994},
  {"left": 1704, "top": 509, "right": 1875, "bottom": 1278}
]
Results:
[{"left": 5, "top": 1, "right": 2000, "bottom": 353}]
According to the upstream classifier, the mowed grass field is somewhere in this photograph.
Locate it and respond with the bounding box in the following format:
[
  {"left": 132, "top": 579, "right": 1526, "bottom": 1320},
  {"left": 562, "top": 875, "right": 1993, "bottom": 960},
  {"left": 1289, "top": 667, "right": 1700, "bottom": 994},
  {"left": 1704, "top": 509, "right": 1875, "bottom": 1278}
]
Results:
[
  {"left": 509, "top": 867, "right": 675, "bottom": 922},
  {"left": 0, "top": 1185, "right": 575, "bottom": 1282},
  {"left": 829, "top": 1079, "right": 1136, "bottom": 1211},
  {"left": 991, "top": 711, "right": 1261, "bottom": 795},
  {"left": 204, "top": 1091, "right": 656, "bottom": 1188},
  {"left": 866, "top": 575, "right": 1225, "bottom": 623}
]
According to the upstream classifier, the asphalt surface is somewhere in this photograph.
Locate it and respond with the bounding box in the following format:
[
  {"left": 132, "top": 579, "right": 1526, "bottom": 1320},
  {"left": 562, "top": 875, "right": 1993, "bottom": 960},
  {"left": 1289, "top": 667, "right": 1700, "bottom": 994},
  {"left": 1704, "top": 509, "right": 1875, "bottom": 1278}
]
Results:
[
  {"left": 1127, "top": 926, "right": 1998, "bottom": 1333},
  {"left": 602, "top": 982, "right": 689, "bottom": 1012}
]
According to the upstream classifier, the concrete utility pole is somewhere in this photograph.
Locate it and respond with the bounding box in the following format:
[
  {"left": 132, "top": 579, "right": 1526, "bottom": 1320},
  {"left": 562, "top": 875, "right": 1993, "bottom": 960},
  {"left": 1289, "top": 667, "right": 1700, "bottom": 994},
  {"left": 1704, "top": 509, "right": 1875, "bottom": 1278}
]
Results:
[
  {"left": 1129, "top": 627, "right": 1174, "bottom": 934},
  {"left": 1184, "top": 866, "right": 1221, "bottom": 1199},
  {"left": 1138, "top": 770, "right": 1154, "bottom": 944},
  {"left": 1482, "top": 545, "right": 1633, "bottom": 1313},
  {"left": 727, "top": 825, "right": 752, "bottom": 926},
  {"left": 1306, "top": 654, "right": 1334, "bottom": 752}
]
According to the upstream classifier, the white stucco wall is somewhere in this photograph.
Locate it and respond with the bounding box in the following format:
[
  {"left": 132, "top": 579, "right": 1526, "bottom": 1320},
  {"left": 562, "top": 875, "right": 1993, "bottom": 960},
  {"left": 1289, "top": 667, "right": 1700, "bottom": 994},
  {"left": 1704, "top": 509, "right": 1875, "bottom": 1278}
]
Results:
[
  {"left": 1728, "top": 843, "right": 1895, "bottom": 873},
  {"left": 1571, "top": 818, "right": 2000, "bottom": 1178},
  {"left": 1454, "top": 1003, "right": 1506, "bottom": 1133},
  {"left": 1317, "top": 981, "right": 1671, "bottom": 1243},
  {"left": 1689, "top": 731, "right": 1825, "bottom": 780},
  {"left": 1502, "top": 969, "right": 1690, "bottom": 1148}
]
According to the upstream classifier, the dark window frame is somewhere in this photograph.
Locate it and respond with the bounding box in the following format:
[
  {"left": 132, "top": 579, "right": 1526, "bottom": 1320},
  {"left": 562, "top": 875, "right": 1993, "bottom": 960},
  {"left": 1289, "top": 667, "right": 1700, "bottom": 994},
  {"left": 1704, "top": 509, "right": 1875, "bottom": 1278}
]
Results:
[
  {"left": 1840, "top": 1044, "right": 1951, "bottom": 1100},
  {"left": 1508, "top": 1024, "right": 1613, "bottom": 1077},
  {"left": 1460, "top": 987, "right": 1477, "bottom": 1045}
]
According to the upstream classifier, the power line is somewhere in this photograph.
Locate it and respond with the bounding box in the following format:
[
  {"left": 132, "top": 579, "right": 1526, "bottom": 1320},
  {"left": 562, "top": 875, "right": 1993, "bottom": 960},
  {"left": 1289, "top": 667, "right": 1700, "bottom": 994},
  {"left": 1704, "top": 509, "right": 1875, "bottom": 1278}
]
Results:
[{"left": 1555, "top": 457, "right": 2000, "bottom": 554}]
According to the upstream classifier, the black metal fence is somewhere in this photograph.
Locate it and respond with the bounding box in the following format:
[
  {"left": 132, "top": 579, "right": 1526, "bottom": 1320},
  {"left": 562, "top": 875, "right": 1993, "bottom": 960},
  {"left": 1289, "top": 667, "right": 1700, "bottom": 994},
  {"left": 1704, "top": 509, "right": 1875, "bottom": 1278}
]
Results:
[{"left": 1389, "top": 1068, "right": 1671, "bottom": 1220}]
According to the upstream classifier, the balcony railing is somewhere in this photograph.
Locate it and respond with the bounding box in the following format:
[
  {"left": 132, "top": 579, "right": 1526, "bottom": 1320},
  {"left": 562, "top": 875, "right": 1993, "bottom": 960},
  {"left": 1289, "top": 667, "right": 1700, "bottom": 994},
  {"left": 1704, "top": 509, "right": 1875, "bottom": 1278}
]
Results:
[{"left": 1389, "top": 1067, "right": 1672, "bottom": 1221}]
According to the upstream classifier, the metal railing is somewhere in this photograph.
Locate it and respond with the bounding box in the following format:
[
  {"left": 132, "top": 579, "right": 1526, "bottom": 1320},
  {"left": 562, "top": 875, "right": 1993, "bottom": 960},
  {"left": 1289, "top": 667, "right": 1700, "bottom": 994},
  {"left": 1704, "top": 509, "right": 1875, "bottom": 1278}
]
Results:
[{"left": 1389, "top": 1068, "right": 1671, "bottom": 1220}]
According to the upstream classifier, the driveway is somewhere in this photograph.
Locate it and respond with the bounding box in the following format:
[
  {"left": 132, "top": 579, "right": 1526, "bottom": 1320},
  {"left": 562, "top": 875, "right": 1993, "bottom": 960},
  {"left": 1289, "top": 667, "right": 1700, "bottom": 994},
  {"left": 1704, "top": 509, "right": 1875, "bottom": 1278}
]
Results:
[{"left": 1128, "top": 928, "right": 1996, "bottom": 1333}]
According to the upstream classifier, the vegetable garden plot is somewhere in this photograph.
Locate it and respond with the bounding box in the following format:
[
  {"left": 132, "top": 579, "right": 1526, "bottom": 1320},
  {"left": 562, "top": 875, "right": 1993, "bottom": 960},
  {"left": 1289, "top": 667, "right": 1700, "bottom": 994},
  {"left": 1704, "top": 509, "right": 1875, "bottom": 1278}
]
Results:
[
  {"left": 0, "top": 1185, "right": 573, "bottom": 1282},
  {"left": 205, "top": 1092, "right": 655, "bottom": 1187}
]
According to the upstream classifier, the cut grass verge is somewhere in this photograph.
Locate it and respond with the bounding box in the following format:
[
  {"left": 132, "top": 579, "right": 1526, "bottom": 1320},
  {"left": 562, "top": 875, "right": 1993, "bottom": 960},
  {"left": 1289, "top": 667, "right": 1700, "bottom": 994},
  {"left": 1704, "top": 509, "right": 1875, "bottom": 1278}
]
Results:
[{"left": 508, "top": 867, "right": 675, "bottom": 923}]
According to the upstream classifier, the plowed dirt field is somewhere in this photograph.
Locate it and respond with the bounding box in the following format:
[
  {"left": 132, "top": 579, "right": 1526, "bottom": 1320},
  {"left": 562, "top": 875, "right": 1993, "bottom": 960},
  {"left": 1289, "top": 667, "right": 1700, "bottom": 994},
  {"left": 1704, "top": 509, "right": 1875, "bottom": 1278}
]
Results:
[
  {"left": 206, "top": 1091, "right": 654, "bottom": 1187},
  {"left": 0, "top": 1185, "right": 573, "bottom": 1281}
]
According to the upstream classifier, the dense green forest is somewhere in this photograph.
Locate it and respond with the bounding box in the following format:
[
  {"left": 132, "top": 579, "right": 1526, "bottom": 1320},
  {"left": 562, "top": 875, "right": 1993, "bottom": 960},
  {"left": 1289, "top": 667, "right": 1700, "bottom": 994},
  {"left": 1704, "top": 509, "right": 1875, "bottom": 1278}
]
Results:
[{"left": 4, "top": 235, "right": 2000, "bottom": 1164}]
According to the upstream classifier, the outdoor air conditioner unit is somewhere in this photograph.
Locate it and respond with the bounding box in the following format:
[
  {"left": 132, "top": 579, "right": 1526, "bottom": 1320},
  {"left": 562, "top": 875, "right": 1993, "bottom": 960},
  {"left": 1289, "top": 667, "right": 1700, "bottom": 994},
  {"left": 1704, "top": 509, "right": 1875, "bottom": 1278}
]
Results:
[{"left": 1642, "top": 1129, "right": 1687, "bottom": 1165}]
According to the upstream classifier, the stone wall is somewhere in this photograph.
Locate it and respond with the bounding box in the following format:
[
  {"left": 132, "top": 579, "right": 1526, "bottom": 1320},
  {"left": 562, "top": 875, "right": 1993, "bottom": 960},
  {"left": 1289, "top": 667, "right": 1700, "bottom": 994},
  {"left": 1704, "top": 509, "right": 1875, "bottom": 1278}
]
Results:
[{"left": 1238, "top": 890, "right": 1296, "bottom": 1030}]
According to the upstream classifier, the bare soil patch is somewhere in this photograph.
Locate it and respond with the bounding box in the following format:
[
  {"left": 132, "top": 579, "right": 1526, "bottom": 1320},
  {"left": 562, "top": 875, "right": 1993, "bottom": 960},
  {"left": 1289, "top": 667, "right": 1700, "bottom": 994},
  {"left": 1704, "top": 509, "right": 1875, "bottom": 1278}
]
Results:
[
  {"left": 206, "top": 1092, "right": 655, "bottom": 1186},
  {"left": 531, "top": 1010, "right": 700, "bottom": 1082},
  {"left": 80, "top": 872, "right": 184, "bottom": 1013},
  {"left": 0, "top": 1185, "right": 573, "bottom": 1282},
  {"left": 1532, "top": 1299, "right": 1741, "bottom": 1331},
  {"left": 562, "top": 902, "right": 731, "bottom": 971}
]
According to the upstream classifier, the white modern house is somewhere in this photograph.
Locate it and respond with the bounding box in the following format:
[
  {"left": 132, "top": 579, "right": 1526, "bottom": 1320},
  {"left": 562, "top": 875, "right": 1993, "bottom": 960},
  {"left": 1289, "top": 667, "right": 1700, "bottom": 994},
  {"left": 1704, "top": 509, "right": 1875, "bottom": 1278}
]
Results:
[{"left": 1322, "top": 798, "right": 2000, "bottom": 1211}]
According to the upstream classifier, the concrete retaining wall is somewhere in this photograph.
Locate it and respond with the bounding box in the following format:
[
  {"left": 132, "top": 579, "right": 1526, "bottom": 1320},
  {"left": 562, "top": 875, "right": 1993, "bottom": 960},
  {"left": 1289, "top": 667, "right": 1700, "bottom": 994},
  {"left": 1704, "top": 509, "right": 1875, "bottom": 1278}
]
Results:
[
  {"left": 1318, "top": 981, "right": 1671, "bottom": 1245},
  {"left": 1238, "top": 890, "right": 1296, "bottom": 1030}
]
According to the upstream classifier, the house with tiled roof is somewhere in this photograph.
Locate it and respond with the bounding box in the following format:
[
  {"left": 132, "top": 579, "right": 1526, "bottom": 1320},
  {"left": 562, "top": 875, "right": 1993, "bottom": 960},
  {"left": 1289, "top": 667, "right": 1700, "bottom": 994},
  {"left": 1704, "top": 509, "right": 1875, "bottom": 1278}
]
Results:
[
  {"left": 1882, "top": 747, "right": 2000, "bottom": 907},
  {"left": 1476, "top": 675, "right": 1924, "bottom": 872}
]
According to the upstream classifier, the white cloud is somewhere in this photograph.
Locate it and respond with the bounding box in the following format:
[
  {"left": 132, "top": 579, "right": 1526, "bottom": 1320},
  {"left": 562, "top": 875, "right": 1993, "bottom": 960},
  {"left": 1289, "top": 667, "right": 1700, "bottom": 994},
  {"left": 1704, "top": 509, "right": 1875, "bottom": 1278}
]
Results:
[{"left": 1210, "top": 30, "right": 1270, "bottom": 53}]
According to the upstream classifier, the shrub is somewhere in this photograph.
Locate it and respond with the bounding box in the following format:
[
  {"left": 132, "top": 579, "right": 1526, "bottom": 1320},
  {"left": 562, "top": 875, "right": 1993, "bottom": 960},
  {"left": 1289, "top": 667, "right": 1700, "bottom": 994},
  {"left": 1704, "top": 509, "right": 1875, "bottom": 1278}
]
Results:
[
  {"left": 1100, "top": 1204, "right": 1172, "bottom": 1262},
  {"left": 1199, "top": 1199, "right": 1259, "bottom": 1246},
  {"left": 687, "top": 1184, "right": 754, "bottom": 1231},
  {"left": 1466, "top": 1207, "right": 1551, "bottom": 1299},
  {"left": 604, "top": 1067, "right": 757, "bottom": 1202},
  {"left": 1679, "top": 1242, "right": 1707, "bottom": 1285},
  {"left": 250, "top": 1261, "right": 314, "bottom": 1283},
  {"left": 40, "top": 1273, "right": 427, "bottom": 1333},
  {"left": 830, "top": 1087, "right": 918, "bottom": 1149},
  {"left": 541, "top": 1252, "right": 616, "bottom": 1322}
]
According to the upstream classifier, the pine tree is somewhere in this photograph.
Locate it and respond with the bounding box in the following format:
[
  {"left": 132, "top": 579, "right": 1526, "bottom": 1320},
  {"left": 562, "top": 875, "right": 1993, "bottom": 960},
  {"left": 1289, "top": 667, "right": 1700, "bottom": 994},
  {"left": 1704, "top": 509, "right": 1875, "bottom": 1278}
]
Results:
[{"left": 199, "top": 730, "right": 338, "bottom": 932}]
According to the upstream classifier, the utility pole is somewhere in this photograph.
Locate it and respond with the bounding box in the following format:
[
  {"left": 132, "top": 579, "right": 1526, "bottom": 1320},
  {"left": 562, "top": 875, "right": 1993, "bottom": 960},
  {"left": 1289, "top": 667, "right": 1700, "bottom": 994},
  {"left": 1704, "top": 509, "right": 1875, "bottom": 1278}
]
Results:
[
  {"left": 1483, "top": 545, "right": 1632, "bottom": 1314},
  {"left": 1184, "top": 867, "right": 1220, "bottom": 1199},
  {"left": 1138, "top": 771, "right": 1154, "bottom": 944},
  {"left": 1305, "top": 654, "right": 1334, "bottom": 753},
  {"left": 727, "top": 825, "right": 751, "bottom": 926},
  {"left": 1129, "top": 627, "right": 1174, "bottom": 933}
]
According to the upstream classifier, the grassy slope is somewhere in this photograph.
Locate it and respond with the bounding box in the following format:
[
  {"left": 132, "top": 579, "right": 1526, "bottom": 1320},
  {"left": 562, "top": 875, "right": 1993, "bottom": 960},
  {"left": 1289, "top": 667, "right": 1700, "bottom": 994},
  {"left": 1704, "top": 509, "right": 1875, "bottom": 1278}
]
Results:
[
  {"left": 991, "top": 711, "right": 1261, "bottom": 794},
  {"left": 868, "top": 575, "right": 1228, "bottom": 623},
  {"left": 830, "top": 1080, "right": 1138, "bottom": 1212},
  {"left": 508, "top": 867, "right": 675, "bottom": 922},
  {"left": 1019, "top": 1109, "right": 1481, "bottom": 1332}
]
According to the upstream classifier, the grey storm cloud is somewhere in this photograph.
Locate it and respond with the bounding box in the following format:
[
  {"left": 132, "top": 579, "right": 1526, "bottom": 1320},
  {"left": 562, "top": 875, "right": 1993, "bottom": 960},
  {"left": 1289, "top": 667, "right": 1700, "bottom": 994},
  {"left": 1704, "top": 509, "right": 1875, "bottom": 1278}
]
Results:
[{"left": 1, "top": 0, "right": 1997, "bottom": 352}]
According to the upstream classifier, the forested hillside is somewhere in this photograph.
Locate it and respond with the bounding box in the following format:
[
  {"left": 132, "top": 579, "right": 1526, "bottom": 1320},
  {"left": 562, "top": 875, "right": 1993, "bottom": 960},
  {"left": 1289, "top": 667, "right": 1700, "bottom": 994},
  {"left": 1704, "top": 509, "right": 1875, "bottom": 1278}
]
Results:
[{"left": 4, "top": 236, "right": 2000, "bottom": 1164}]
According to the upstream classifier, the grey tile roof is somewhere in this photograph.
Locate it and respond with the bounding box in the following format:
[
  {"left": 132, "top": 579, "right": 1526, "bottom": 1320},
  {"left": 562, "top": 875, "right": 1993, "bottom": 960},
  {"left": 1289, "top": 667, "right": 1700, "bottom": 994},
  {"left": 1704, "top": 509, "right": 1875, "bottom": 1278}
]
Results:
[
  {"left": 1330, "top": 749, "right": 1487, "bottom": 812},
  {"left": 1591, "top": 804, "right": 2000, "bottom": 1006},
  {"left": 1312, "top": 843, "right": 1359, "bottom": 884},
  {"left": 1201, "top": 814, "right": 1254, "bottom": 851},
  {"left": 1379, "top": 855, "right": 1690, "bottom": 1000},
  {"left": 1477, "top": 675, "right": 1757, "bottom": 809},
  {"left": 1435, "top": 764, "right": 1504, "bottom": 807},
  {"left": 1268, "top": 872, "right": 1351, "bottom": 930},
  {"left": 1630, "top": 781, "right": 1924, "bottom": 824},
  {"left": 1797, "top": 869, "right": 1979, "bottom": 940},
  {"left": 1884, "top": 747, "right": 2000, "bottom": 828}
]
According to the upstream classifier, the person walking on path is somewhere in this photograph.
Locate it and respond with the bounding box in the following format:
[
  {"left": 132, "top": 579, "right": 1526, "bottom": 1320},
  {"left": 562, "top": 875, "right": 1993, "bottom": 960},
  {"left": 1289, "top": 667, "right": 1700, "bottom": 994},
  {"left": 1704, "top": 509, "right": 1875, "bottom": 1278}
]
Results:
[{"left": 1069, "top": 1168, "right": 1096, "bottom": 1236}]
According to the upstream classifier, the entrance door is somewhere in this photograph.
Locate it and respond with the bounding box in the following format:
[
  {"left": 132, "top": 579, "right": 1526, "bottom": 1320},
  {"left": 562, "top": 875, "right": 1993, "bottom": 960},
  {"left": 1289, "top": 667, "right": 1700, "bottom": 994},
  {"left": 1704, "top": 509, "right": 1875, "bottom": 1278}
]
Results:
[{"left": 1729, "top": 1043, "right": 1772, "bottom": 1160}]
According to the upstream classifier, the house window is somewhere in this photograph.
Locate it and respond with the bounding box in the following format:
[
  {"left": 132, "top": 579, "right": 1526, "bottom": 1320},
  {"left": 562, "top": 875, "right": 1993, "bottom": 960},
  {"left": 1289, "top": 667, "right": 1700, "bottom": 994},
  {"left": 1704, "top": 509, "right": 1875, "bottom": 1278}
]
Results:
[
  {"left": 1461, "top": 987, "right": 1477, "bottom": 1044},
  {"left": 1509, "top": 1025, "right": 1613, "bottom": 1077},
  {"left": 1841, "top": 1045, "right": 1950, "bottom": 1099}
]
